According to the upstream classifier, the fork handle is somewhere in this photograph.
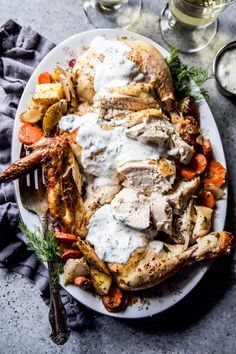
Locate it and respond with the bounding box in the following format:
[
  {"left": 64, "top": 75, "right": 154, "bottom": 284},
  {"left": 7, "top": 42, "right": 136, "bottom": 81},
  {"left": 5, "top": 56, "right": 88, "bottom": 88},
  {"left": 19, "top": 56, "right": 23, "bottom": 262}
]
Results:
[{"left": 48, "top": 262, "right": 70, "bottom": 345}]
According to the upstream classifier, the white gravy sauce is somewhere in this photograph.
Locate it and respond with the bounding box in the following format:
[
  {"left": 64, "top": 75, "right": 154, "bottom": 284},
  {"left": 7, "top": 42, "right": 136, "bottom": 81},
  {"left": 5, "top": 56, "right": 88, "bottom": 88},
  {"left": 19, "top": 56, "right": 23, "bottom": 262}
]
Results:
[
  {"left": 60, "top": 113, "right": 162, "bottom": 184},
  {"left": 217, "top": 48, "right": 236, "bottom": 94},
  {"left": 59, "top": 112, "right": 166, "bottom": 264},
  {"left": 86, "top": 204, "right": 147, "bottom": 263},
  {"left": 89, "top": 36, "right": 144, "bottom": 93}
]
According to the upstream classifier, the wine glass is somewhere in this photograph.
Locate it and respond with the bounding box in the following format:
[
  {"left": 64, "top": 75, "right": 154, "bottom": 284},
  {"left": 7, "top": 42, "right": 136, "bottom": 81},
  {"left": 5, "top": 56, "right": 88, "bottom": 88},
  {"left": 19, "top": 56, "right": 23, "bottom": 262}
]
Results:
[
  {"left": 83, "top": 0, "right": 142, "bottom": 28},
  {"left": 160, "top": 0, "right": 234, "bottom": 53}
]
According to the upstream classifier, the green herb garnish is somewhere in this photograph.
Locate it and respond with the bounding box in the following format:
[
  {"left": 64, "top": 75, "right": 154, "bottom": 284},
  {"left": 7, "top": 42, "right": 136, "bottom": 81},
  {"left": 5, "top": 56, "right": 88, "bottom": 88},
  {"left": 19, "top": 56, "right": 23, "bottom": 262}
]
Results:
[
  {"left": 166, "top": 48, "right": 213, "bottom": 100},
  {"left": 19, "top": 222, "right": 63, "bottom": 285}
]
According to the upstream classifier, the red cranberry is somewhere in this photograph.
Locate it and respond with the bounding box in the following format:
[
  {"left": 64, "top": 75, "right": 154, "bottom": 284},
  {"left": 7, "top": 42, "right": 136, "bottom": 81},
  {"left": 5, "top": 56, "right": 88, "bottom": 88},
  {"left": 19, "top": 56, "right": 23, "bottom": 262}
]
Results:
[{"left": 69, "top": 58, "right": 76, "bottom": 68}]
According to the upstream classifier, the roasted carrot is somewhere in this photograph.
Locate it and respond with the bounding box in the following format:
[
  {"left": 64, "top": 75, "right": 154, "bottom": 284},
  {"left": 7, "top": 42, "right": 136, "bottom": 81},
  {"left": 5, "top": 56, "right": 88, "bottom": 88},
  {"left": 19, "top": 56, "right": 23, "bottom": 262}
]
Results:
[
  {"left": 198, "top": 190, "right": 215, "bottom": 209},
  {"left": 192, "top": 153, "right": 207, "bottom": 175},
  {"left": 203, "top": 160, "right": 226, "bottom": 187},
  {"left": 74, "top": 276, "right": 93, "bottom": 290},
  {"left": 202, "top": 139, "right": 212, "bottom": 159},
  {"left": 54, "top": 231, "right": 78, "bottom": 243},
  {"left": 119, "top": 293, "right": 129, "bottom": 311},
  {"left": 102, "top": 286, "right": 124, "bottom": 312},
  {"left": 38, "top": 71, "right": 52, "bottom": 84},
  {"left": 61, "top": 249, "right": 82, "bottom": 261},
  {"left": 18, "top": 122, "right": 44, "bottom": 145},
  {"left": 180, "top": 167, "right": 197, "bottom": 180},
  {"left": 58, "top": 242, "right": 70, "bottom": 254}
]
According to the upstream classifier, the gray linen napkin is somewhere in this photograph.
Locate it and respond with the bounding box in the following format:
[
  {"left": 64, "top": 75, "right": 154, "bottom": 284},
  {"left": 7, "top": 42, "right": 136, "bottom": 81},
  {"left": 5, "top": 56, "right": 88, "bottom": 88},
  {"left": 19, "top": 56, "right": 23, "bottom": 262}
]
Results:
[{"left": 0, "top": 19, "right": 91, "bottom": 329}]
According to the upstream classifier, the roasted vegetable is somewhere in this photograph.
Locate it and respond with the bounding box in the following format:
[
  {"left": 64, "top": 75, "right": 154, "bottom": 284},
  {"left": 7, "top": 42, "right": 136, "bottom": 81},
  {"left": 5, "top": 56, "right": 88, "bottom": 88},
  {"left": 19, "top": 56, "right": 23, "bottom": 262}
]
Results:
[
  {"left": 18, "top": 123, "right": 44, "bottom": 145},
  {"left": 203, "top": 160, "right": 226, "bottom": 187},
  {"left": 76, "top": 239, "right": 110, "bottom": 275},
  {"left": 90, "top": 268, "right": 112, "bottom": 295},
  {"left": 43, "top": 99, "right": 67, "bottom": 135},
  {"left": 74, "top": 276, "right": 93, "bottom": 290},
  {"left": 102, "top": 286, "right": 127, "bottom": 312},
  {"left": 192, "top": 205, "right": 213, "bottom": 239},
  {"left": 63, "top": 257, "right": 89, "bottom": 285},
  {"left": 33, "top": 83, "right": 64, "bottom": 104},
  {"left": 38, "top": 71, "right": 52, "bottom": 84},
  {"left": 198, "top": 190, "right": 215, "bottom": 209},
  {"left": 54, "top": 231, "right": 78, "bottom": 243},
  {"left": 19, "top": 99, "right": 49, "bottom": 123},
  {"left": 51, "top": 66, "right": 77, "bottom": 108},
  {"left": 61, "top": 249, "right": 82, "bottom": 261}
]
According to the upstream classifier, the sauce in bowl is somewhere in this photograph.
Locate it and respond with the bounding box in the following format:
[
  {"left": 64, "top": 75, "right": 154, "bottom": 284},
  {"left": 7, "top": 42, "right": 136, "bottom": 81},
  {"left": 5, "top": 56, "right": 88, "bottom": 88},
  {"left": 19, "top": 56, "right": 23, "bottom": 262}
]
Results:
[{"left": 214, "top": 42, "right": 236, "bottom": 97}]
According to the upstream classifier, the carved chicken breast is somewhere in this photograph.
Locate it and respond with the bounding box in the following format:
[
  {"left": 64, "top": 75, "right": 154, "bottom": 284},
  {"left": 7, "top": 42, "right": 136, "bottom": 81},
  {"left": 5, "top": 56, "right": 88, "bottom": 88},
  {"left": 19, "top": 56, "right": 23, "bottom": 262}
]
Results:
[{"left": 118, "top": 159, "right": 176, "bottom": 194}]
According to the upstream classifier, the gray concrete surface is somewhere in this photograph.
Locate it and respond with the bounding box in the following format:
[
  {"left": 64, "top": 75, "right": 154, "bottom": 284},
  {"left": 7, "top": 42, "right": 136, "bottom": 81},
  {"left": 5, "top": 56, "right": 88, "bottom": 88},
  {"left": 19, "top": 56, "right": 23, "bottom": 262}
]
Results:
[{"left": 1, "top": 0, "right": 236, "bottom": 353}]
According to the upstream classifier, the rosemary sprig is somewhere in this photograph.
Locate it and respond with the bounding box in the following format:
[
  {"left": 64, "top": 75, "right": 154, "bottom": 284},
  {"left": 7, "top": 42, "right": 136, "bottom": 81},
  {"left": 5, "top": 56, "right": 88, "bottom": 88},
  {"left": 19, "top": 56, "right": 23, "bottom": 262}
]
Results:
[
  {"left": 166, "top": 48, "right": 213, "bottom": 101},
  {"left": 19, "top": 222, "right": 63, "bottom": 285}
]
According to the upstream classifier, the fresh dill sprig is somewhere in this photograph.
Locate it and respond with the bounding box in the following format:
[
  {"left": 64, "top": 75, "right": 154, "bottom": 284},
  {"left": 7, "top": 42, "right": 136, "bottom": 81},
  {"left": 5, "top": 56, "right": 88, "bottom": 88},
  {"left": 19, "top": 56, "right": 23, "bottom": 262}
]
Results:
[
  {"left": 166, "top": 48, "right": 213, "bottom": 101},
  {"left": 19, "top": 222, "right": 63, "bottom": 285}
]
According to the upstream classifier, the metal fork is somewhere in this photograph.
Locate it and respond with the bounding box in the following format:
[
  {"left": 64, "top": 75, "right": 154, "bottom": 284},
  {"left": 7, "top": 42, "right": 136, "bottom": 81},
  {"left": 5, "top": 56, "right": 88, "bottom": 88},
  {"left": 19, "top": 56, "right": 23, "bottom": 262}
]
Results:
[{"left": 19, "top": 166, "right": 70, "bottom": 345}]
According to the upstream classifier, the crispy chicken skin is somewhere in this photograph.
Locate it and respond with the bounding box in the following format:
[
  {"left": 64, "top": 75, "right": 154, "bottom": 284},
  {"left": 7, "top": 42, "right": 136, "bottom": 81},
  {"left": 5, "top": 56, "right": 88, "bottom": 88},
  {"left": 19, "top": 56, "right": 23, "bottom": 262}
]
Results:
[
  {"left": 108, "top": 231, "right": 233, "bottom": 291},
  {"left": 44, "top": 136, "right": 86, "bottom": 236},
  {"left": 0, "top": 149, "right": 46, "bottom": 183}
]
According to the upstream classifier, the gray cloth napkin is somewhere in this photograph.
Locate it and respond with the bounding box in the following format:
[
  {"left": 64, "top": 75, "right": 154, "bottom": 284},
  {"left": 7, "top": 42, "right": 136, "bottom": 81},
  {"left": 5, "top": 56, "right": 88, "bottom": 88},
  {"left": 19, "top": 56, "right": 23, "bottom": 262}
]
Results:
[{"left": 0, "top": 19, "right": 91, "bottom": 329}]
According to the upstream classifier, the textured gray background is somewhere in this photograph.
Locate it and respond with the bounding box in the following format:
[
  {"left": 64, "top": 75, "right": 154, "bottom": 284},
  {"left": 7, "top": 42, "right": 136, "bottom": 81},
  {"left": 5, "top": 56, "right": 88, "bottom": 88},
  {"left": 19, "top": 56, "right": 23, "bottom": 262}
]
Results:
[{"left": 1, "top": 0, "right": 236, "bottom": 353}]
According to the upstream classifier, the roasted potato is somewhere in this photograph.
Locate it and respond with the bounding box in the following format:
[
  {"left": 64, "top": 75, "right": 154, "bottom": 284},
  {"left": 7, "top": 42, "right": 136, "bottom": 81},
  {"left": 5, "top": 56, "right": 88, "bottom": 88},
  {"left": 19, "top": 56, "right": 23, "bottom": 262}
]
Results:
[
  {"left": 43, "top": 99, "right": 67, "bottom": 135},
  {"left": 63, "top": 257, "right": 89, "bottom": 285},
  {"left": 90, "top": 268, "right": 112, "bottom": 295},
  {"left": 33, "top": 83, "right": 64, "bottom": 104},
  {"left": 19, "top": 99, "right": 49, "bottom": 123},
  {"left": 76, "top": 239, "right": 110, "bottom": 275}
]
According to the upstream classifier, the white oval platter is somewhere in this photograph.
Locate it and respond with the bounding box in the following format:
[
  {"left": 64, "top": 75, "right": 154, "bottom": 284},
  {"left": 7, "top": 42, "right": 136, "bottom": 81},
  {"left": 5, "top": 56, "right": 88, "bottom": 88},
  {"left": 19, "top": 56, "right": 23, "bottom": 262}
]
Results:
[{"left": 12, "top": 28, "right": 227, "bottom": 318}]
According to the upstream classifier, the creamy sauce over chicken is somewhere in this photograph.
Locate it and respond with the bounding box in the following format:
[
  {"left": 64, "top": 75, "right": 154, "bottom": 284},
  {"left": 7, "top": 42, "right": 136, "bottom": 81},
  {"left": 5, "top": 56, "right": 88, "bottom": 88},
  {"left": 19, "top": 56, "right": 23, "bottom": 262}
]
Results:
[
  {"left": 89, "top": 37, "right": 144, "bottom": 93},
  {"left": 60, "top": 113, "right": 163, "bottom": 184},
  {"left": 86, "top": 204, "right": 147, "bottom": 264}
]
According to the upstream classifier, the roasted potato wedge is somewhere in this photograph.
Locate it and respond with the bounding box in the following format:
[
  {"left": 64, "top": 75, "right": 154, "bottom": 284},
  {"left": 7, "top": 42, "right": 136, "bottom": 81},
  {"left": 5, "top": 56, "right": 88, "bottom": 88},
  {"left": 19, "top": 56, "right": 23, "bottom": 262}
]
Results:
[
  {"left": 19, "top": 99, "right": 49, "bottom": 123},
  {"left": 76, "top": 239, "right": 110, "bottom": 275},
  {"left": 63, "top": 257, "right": 89, "bottom": 285},
  {"left": 90, "top": 268, "right": 112, "bottom": 295},
  {"left": 43, "top": 99, "right": 67, "bottom": 135}
]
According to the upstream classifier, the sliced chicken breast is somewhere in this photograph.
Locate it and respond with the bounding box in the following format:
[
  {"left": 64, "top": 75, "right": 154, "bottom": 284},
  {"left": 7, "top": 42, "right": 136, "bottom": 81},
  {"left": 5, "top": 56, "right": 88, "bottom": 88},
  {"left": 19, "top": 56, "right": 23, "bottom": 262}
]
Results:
[
  {"left": 125, "top": 114, "right": 194, "bottom": 164},
  {"left": 118, "top": 159, "right": 176, "bottom": 194},
  {"left": 111, "top": 188, "right": 150, "bottom": 230}
]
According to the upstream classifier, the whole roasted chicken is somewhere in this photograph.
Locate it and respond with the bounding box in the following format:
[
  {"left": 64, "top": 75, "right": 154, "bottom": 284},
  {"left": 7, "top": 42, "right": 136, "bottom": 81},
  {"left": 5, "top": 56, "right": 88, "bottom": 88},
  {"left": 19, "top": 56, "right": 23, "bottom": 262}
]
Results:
[{"left": 0, "top": 36, "right": 233, "bottom": 312}]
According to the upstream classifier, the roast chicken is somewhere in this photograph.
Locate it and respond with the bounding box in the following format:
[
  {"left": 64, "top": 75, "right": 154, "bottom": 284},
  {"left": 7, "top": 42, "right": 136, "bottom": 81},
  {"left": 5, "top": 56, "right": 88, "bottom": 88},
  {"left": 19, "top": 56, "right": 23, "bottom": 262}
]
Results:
[{"left": 0, "top": 36, "right": 233, "bottom": 299}]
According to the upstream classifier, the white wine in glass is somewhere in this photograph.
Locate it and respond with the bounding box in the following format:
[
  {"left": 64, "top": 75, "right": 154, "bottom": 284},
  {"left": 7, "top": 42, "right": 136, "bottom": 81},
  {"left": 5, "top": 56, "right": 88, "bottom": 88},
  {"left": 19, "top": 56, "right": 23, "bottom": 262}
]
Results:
[
  {"left": 160, "top": 0, "right": 234, "bottom": 53},
  {"left": 84, "top": 0, "right": 142, "bottom": 28}
]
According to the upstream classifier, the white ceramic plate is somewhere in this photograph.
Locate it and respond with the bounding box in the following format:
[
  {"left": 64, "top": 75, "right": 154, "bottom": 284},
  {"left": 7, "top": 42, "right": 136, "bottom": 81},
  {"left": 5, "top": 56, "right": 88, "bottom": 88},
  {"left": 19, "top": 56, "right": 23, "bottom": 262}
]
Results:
[{"left": 12, "top": 29, "right": 227, "bottom": 318}]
